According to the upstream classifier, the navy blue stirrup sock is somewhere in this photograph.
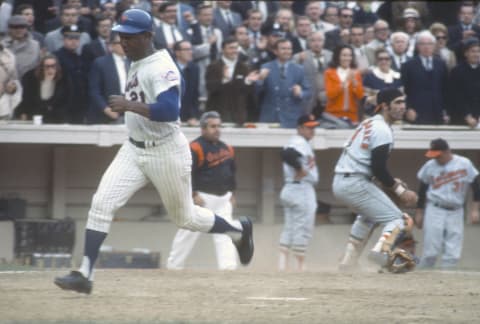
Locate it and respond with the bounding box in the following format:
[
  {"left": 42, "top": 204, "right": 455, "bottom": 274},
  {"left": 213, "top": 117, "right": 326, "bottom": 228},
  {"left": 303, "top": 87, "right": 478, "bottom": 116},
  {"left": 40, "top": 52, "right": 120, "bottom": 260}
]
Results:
[
  {"left": 84, "top": 229, "right": 107, "bottom": 275},
  {"left": 209, "top": 215, "right": 241, "bottom": 233}
]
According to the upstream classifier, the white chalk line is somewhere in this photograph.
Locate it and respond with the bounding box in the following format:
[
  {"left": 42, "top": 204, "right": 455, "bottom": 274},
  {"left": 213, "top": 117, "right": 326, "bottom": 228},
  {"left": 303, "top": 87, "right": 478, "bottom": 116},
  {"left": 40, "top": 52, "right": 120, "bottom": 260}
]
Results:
[{"left": 246, "top": 297, "right": 309, "bottom": 301}]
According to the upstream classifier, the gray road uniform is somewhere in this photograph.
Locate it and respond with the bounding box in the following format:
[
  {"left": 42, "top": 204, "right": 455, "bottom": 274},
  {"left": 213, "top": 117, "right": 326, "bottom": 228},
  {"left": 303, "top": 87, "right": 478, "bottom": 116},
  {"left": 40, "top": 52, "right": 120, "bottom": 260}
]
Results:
[
  {"left": 333, "top": 114, "right": 405, "bottom": 245},
  {"left": 279, "top": 134, "right": 319, "bottom": 255},
  {"left": 417, "top": 155, "right": 480, "bottom": 268}
]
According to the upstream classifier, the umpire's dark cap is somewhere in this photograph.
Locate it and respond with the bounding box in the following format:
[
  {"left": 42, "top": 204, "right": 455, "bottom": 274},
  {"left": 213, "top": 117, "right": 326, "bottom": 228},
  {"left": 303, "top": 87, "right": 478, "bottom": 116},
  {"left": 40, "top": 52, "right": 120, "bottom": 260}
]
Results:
[
  {"left": 61, "top": 24, "right": 82, "bottom": 37},
  {"left": 425, "top": 138, "right": 449, "bottom": 158},
  {"left": 261, "top": 23, "right": 285, "bottom": 37},
  {"left": 297, "top": 114, "right": 319, "bottom": 128},
  {"left": 112, "top": 9, "right": 153, "bottom": 34}
]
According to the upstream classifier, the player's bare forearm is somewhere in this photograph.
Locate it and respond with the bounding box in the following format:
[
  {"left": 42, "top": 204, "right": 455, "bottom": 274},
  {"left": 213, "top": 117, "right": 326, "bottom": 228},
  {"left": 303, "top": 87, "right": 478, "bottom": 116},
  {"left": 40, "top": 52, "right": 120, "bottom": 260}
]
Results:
[
  {"left": 109, "top": 95, "right": 150, "bottom": 118},
  {"left": 470, "top": 201, "right": 480, "bottom": 224}
]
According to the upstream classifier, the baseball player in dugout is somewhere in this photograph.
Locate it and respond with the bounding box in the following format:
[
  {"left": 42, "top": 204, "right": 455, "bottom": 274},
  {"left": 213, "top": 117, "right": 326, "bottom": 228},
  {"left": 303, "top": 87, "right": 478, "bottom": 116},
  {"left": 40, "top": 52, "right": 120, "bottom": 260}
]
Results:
[
  {"left": 415, "top": 138, "right": 480, "bottom": 269},
  {"left": 54, "top": 9, "right": 253, "bottom": 294},
  {"left": 279, "top": 115, "right": 319, "bottom": 272},
  {"left": 333, "top": 88, "right": 418, "bottom": 272},
  {"left": 167, "top": 111, "right": 239, "bottom": 270}
]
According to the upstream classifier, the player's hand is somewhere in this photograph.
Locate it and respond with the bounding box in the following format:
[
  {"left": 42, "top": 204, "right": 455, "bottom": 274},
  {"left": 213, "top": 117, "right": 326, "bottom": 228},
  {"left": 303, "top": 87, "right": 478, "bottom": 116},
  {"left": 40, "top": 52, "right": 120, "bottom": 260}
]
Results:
[
  {"left": 183, "top": 11, "right": 194, "bottom": 23},
  {"left": 258, "top": 68, "right": 270, "bottom": 80},
  {"left": 5, "top": 81, "right": 17, "bottom": 94},
  {"left": 104, "top": 107, "right": 119, "bottom": 120},
  {"left": 405, "top": 108, "right": 417, "bottom": 122},
  {"left": 294, "top": 168, "right": 307, "bottom": 181},
  {"left": 399, "top": 190, "right": 418, "bottom": 208},
  {"left": 246, "top": 70, "right": 260, "bottom": 83},
  {"left": 108, "top": 95, "right": 129, "bottom": 113},
  {"left": 187, "top": 118, "right": 199, "bottom": 126},
  {"left": 208, "top": 34, "right": 217, "bottom": 45},
  {"left": 465, "top": 114, "right": 478, "bottom": 128},
  {"left": 292, "top": 84, "right": 302, "bottom": 98},
  {"left": 415, "top": 209, "right": 424, "bottom": 229},
  {"left": 193, "top": 194, "right": 205, "bottom": 207},
  {"left": 462, "top": 29, "right": 475, "bottom": 39},
  {"left": 470, "top": 209, "right": 480, "bottom": 224},
  {"left": 230, "top": 194, "right": 236, "bottom": 207}
]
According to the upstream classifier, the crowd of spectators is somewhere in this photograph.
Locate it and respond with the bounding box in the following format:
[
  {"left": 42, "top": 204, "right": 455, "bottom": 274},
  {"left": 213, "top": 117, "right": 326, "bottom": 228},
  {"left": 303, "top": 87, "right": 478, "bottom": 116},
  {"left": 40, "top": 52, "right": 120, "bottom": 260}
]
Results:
[{"left": 1, "top": 0, "right": 480, "bottom": 128}]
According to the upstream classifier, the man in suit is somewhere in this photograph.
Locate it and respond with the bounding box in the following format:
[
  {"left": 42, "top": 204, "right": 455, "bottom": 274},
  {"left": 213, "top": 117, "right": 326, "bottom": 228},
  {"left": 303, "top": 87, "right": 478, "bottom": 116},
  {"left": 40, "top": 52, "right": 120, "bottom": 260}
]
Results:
[
  {"left": 324, "top": 7, "right": 354, "bottom": 52},
  {"left": 256, "top": 38, "right": 312, "bottom": 128},
  {"left": 349, "top": 24, "right": 370, "bottom": 73},
  {"left": 187, "top": 4, "right": 222, "bottom": 100},
  {"left": 87, "top": 32, "right": 127, "bottom": 124},
  {"left": 364, "top": 19, "right": 390, "bottom": 66},
  {"left": 401, "top": 31, "right": 449, "bottom": 125},
  {"left": 291, "top": 15, "right": 312, "bottom": 54},
  {"left": 305, "top": 1, "right": 336, "bottom": 33},
  {"left": 153, "top": 1, "right": 187, "bottom": 50},
  {"left": 81, "top": 15, "right": 112, "bottom": 71},
  {"left": 293, "top": 31, "right": 332, "bottom": 116},
  {"left": 205, "top": 37, "right": 259, "bottom": 126},
  {"left": 174, "top": 40, "right": 200, "bottom": 126},
  {"left": 231, "top": 0, "right": 278, "bottom": 22},
  {"left": 213, "top": 1, "right": 242, "bottom": 40},
  {"left": 387, "top": 31, "right": 411, "bottom": 72},
  {"left": 447, "top": 3, "right": 480, "bottom": 60}
]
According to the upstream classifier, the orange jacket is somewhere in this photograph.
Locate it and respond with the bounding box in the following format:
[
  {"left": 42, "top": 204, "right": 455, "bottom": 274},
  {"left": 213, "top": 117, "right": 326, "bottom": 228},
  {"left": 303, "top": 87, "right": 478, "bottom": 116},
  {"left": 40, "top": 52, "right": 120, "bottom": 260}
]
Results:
[{"left": 324, "top": 68, "right": 364, "bottom": 123}]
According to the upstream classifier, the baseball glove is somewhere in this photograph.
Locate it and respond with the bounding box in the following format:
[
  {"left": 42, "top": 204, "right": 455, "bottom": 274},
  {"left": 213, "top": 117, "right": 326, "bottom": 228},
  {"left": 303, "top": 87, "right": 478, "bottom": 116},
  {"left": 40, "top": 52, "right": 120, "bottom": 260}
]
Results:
[
  {"left": 375, "top": 178, "right": 417, "bottom": 208},
  {"left": 385, "top": 248, "right": 416, "bottom": 274}
]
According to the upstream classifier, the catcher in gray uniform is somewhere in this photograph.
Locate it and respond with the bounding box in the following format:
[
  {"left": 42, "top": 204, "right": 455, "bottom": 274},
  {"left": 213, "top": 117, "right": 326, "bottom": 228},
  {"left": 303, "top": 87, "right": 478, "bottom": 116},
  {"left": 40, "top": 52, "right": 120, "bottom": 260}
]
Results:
[{"left": 332, "top": 88, "right": 418, "bottom": 272}]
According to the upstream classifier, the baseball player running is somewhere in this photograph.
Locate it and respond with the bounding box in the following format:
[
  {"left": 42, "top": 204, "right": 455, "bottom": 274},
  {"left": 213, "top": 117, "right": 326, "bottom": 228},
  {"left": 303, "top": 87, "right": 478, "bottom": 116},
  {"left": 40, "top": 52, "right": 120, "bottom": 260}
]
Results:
[
  {"left": 54, "top": 9, "right": 253, "bottom": 294},
  {"left": 167, "top": 111, "right": 238, "bottom": 270},
  {"left": 278, "top": 115, "right": 319, "bottom": 271},
  {"left": 332, "top": 88, "right": 418, "bottom": 270},
  {"left": 415, "top": 138, "right": 480, "bottom": 269}
]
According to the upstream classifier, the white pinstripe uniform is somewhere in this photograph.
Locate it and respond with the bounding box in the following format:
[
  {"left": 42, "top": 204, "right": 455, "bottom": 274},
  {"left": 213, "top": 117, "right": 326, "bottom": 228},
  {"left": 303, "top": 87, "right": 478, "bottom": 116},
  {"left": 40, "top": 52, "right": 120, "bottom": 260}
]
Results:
[
  {"left": 86, "top": 50, "right": 216, "bottom": 234},
  {"left": 417, "top": 155, "right": 479, "bottom": 267}
]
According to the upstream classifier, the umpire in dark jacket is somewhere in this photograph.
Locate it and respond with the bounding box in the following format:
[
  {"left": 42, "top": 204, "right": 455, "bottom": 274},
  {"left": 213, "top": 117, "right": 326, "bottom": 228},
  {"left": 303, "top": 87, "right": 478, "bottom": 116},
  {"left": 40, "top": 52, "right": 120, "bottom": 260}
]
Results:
[{"left": 401, "top": 31, "right": 448, "bottom": 125}]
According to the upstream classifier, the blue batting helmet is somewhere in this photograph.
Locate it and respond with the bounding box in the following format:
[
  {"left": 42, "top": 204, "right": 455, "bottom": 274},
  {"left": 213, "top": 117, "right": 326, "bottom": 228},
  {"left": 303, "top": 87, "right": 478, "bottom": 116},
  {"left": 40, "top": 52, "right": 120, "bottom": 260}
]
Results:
[{"left": 112, "top": 9, "right": 153, "bottom": 34}]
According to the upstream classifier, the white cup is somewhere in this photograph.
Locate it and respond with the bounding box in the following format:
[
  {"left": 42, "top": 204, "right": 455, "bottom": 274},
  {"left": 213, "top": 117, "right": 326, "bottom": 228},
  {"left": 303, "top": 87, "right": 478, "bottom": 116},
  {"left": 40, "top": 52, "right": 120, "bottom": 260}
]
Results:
[{"left": 33, "top": 115, "right": 43, "bottom": 125}]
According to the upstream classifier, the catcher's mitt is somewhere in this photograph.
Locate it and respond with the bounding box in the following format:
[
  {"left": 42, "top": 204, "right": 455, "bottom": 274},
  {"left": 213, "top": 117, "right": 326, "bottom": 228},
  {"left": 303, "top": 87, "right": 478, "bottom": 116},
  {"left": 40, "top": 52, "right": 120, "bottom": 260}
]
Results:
[
  {"left": 374, "top": 178, "right": 416, "bottom": 208},
  {"left": 385, "top": 248, "right": 417, "bottom": 274}
]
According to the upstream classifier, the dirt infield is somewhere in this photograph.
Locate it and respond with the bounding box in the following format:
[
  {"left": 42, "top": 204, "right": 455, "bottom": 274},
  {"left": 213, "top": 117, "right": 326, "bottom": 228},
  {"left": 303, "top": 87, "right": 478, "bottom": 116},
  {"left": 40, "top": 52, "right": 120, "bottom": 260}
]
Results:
[{"left": 1, "top": 268, "right": 480, "bottom": 324}]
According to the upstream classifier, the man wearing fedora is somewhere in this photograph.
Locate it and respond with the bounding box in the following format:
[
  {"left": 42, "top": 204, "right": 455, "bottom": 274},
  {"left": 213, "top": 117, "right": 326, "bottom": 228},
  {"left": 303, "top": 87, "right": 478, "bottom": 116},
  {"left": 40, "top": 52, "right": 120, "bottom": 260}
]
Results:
[{"left": 415, "top": 138, "right": 480, "bottom": 269}]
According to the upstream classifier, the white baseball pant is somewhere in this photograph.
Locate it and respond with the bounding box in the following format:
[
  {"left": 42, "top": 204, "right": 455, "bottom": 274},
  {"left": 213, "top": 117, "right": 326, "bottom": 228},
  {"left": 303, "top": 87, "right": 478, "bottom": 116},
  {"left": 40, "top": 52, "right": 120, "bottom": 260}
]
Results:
[
  {"left": 167, "top": 191, "right": 238, "bottom": 270},
  {"left": 420, "top": 202, "right": 464, "bottom": 268},
  {"left": 86, "top": 132, "right": 215, "bottom": 234}
]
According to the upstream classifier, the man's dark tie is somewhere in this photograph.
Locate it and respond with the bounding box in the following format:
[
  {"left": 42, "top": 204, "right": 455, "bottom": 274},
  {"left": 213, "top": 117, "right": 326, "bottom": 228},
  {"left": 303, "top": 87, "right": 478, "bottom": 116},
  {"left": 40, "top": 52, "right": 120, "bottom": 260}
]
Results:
[
  {"left": 316, "top": 57, "right": 323, "bottom": 71},
  {"left": 171, "top": 25, "right": 177, "bottom": 43},
  {"left": 280, "top": 64, "right": 286, "bottom": 79},
  {"left": 207, "top": 28, "right": 217, "bottom": 61}
]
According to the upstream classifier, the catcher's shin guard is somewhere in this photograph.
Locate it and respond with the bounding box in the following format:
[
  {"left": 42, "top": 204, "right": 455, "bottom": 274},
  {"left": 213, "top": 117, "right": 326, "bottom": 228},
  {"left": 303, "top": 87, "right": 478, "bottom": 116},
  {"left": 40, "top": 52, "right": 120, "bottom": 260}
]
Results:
[{"left": 339, "top": 237, "right": 362, "bottom": 270}]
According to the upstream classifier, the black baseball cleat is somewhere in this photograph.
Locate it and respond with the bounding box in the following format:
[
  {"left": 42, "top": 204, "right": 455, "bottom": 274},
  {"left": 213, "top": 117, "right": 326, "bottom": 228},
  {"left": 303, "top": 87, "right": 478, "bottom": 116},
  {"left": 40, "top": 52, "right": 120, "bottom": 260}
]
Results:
[
  {"left": 234, "top": 216, "right": 254, "bottom": 265},
  {"left": 54, "top": 270, "right": 92, "bottom": 294}
]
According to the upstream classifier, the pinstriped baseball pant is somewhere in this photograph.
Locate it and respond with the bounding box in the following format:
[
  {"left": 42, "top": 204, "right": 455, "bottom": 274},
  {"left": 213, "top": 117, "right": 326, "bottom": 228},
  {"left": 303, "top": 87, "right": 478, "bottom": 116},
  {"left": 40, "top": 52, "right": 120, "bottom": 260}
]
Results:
[{"left": 86, "top": 132, "right": 215, "bottom": 233}]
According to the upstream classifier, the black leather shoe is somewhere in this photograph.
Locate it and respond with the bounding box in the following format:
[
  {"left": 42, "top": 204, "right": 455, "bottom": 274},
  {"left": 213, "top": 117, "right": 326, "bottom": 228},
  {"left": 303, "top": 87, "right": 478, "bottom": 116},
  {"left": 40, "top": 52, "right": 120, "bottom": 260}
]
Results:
[
  {"left": 54, "top": 270, "right": 92, "bottom": 294},
  {"left": 235, "top": 216, "right": 254, "bottom": 265}
]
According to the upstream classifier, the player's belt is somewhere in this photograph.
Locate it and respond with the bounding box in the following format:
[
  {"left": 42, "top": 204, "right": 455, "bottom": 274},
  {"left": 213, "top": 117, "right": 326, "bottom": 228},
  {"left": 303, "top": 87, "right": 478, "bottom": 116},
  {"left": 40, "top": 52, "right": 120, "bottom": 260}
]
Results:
[
  {"left": 432, "top": 202, "right": 462, "bottom": 211},
  {"left": 129, "top": 137, "right": 158, "bottom": 149}
]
